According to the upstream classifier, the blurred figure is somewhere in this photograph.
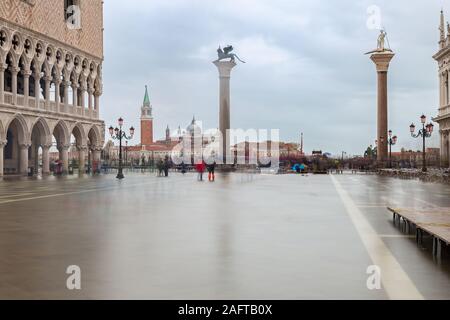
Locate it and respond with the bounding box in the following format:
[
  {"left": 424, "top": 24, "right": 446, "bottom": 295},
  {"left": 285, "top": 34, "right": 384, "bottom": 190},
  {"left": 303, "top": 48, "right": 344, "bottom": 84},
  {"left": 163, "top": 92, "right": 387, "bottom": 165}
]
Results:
[
  {"left": 157, "top": 159, "right": 164, "bottom": 177},
  {"left": 196, "top": 160, "right": 206, "bottom": 181},
  {"left": 207, "top": 161, "right": 216, "bottom": 181},
  {"left": 163, "top": 155, "right": 170, "bottom": 177}
]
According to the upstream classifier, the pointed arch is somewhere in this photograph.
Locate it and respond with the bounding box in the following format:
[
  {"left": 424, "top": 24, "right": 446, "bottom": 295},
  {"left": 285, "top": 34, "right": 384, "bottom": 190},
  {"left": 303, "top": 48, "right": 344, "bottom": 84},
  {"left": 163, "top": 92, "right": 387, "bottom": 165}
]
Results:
[
  {"left": 52, "top": 120, "right": 70, "bottom": 147},
  {"left": 71, "top": 122, "right": 87, "bottom": 147},
  {"left": 5, "top": 113, "right": 29, "bottom": 144},
  {"left": 31, "top": 117, "right": 52, "bottom": 145},
  {"left": 87, "top": 125, "right": 102, "bottom": 148}
]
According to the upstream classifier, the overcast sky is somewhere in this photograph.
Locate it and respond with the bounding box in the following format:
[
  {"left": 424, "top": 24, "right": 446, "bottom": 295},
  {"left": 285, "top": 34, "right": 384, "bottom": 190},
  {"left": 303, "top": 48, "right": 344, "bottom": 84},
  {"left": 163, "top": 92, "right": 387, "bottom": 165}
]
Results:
[{"left": 101, "top": 0, "right": 447, "bottom": 156}]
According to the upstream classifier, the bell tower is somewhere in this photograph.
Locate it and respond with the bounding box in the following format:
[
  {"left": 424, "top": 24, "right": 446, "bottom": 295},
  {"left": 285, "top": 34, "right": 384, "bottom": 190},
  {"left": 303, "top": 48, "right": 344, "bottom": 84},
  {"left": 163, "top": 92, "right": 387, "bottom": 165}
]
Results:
[{"left": 141, "top": 85, "right": 153, "bottom": 146}]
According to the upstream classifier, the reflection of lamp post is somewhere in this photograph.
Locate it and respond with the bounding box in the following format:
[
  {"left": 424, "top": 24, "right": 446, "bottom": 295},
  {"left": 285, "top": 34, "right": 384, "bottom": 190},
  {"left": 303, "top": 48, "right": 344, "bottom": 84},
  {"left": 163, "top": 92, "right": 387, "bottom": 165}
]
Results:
[
  {"left": 410, "top": 114, "right": 434, "bottom": 172},
  {"left": 109, "top": 117, "right": 134, "bottom": 179},
  {"left": 388, "top": 130, "right": 398, "bottom": 168}
]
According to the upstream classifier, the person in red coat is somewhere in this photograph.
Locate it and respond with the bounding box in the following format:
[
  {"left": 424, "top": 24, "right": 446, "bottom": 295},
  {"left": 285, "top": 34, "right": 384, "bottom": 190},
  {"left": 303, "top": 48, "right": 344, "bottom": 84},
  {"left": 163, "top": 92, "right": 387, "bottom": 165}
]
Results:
[{"left": 196, "top": 161, "right": 206, "bottom": 181}]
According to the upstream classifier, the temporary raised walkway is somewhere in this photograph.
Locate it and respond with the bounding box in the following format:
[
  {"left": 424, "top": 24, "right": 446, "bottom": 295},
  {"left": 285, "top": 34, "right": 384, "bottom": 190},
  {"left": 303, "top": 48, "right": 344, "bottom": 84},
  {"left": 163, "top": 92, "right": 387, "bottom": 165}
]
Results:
[{"left": 387, "top": 207, "right": 450, "bottom": 259}]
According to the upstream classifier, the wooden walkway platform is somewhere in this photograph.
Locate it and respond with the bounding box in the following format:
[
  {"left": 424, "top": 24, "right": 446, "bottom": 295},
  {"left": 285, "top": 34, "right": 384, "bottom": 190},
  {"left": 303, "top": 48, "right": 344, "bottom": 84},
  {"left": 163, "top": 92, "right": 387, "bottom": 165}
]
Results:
[{"left": 387, "top": 207, "right": 450, "bottom": 259}]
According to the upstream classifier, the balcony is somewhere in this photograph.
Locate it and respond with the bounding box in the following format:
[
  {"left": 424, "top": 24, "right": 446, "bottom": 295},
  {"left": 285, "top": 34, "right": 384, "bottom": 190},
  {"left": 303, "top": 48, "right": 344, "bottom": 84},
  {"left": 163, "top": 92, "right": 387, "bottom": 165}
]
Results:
[
  {"left": 439, "top": 104, "right": 450, "bottom": 117},
  {"left": 1, "top": 92, "right": 99, "bottom": 119}
]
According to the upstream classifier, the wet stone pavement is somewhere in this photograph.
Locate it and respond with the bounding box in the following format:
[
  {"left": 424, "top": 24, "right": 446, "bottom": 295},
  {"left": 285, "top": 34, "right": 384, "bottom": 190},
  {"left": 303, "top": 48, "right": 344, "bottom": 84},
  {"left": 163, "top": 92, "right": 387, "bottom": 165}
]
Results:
[{"left": 0, "top": 172, "right": 449, "bottom": 299}]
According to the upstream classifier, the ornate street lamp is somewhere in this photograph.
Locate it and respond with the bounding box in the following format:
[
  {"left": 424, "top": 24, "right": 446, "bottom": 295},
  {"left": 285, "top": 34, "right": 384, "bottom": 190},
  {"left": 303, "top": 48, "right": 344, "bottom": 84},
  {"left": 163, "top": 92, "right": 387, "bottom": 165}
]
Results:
[
  {"left": 109, "top": 117, "right": 134, "bottom": 179},
  {"left": 410, "top": 114, "right": 434, "bottom": 172},
  {"left": 388, "top": 130, "right": 398, "bottom": 168}
]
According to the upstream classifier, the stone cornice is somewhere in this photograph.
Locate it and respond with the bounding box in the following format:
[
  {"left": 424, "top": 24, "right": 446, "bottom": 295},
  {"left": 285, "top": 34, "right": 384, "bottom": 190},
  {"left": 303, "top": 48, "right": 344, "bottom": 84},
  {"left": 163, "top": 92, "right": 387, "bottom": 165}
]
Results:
[{"left": 433, "top": 46, "right": 450, "bottom": 61}]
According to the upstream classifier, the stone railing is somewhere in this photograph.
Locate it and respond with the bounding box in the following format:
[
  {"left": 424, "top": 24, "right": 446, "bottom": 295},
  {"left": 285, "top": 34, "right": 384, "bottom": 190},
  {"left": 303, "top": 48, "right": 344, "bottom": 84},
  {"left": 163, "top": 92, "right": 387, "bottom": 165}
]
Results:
[{"left": 1, "top": 92, "right": 98, "bottom": 119}]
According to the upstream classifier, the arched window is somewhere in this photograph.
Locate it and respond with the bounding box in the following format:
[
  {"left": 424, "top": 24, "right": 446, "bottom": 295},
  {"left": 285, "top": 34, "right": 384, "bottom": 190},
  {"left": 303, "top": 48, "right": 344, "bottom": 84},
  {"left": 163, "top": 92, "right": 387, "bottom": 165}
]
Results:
[{"left": 64, "top": 0, "right": 75, "bottom": 20}]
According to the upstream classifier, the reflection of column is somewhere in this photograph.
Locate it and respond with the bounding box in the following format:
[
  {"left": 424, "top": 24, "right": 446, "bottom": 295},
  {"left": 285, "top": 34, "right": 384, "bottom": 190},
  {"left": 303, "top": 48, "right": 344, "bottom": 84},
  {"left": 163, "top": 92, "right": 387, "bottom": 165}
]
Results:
[
  {"left": 370, "top": 51, "right": 395, "bottom": 164},
  {"left": 78, "top": 146, "right": 87, "bottom": 174},
  {"left": 0, "top": 63, "right": 5, "bottom": 104},
  {"left": 59, "top": 144, "right": 70, "bottom": 174},
  {"left": 11, "top": 66, "right": 20, "bottom": 105},
  {"left": 19, "top": 143, "right": 30, "bottom": 175},
  {"left": 23, "top": 69, "right": 31, "bottom": 107},
  {"left": 42, "top": 144, "right": 51, "bottom": 175},
  {"left": 0, "top": 140, "right": 6, "bottom": 177},
  {"left": 213, "top": 60, "right": 236, "bottom": 163}
]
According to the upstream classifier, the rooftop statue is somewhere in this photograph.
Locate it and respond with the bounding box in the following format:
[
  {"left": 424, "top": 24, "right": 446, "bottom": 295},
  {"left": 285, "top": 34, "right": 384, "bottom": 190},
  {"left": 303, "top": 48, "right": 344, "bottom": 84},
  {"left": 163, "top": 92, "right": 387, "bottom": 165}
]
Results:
[{"left": 216, "top": 45, "right": 246, "bottom": 63}]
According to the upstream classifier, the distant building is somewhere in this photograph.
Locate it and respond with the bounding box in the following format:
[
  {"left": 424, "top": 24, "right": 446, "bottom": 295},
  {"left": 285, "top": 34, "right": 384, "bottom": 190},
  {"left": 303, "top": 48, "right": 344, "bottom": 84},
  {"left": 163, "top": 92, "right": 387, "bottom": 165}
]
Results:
[
  {"left": 106, "top": 87, "right": 216, "bottom": 165},
  {"left": 433, "top": 10, "right": 450, "bottom": 167},
  {"left": 0, "top": 0, "right": 105, "bottom": 175},
  {"left": 390, "top": 148, "right": 440, "bottom": 167}
]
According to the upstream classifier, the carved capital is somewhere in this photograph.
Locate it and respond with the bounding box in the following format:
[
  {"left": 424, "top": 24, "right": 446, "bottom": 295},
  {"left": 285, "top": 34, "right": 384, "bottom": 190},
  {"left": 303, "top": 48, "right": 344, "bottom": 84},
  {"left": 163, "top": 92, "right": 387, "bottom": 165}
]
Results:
[
  {"left": 19, "top": 143, "right": 32, "bottom": 149},
  {"left": 42, "top": 144, "right": 52, "bottom": 150},
  {"left": 0, "top": 140, "right": 7, "bottom": 147},
  {"left": 10, "top": 66, "right": 20, "bottom": 74},
  {"left": 22, "top": 69, "right": 32, "bottom": 77},
  {"left": 58, "top": 144, "right": 71, "bottom": 151},
  {"left": 76, "top": 144, "right": 88, "bottom": 152}
]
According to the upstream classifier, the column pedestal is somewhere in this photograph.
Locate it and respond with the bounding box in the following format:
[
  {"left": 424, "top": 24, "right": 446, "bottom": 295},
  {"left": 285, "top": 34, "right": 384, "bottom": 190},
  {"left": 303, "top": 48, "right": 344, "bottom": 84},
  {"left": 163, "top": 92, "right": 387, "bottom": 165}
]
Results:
[
  {"left": 370, "top": 51, "right": 395, "bottom": 165},
  {"left": 213, "top": 60, "right": 236, "bottom": 163}
]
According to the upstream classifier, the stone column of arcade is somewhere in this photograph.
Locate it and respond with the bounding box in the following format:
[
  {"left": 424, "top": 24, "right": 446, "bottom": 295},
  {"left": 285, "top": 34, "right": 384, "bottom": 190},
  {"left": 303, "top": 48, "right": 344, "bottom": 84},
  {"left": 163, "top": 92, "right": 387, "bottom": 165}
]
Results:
[
  {"left": 213, "top": 60, "right": 236, "bottom": 164},
  {"left": 42, "top": 144, "right": 51, "bottom": 175},
  {"left": 370, "top": 51, "right": 395, "bottom": 165},
  {"left": 78, "top": 146, "right": 87, "bottom": 174},
  {"left": 0, "top": 140, "right": 6, "bottom": 177},
  {"left": 59, "top": 144, "right": 70, "bottom": 174},
  {"left": 19, "top": 143, "right": 31, "bottom": 175}
]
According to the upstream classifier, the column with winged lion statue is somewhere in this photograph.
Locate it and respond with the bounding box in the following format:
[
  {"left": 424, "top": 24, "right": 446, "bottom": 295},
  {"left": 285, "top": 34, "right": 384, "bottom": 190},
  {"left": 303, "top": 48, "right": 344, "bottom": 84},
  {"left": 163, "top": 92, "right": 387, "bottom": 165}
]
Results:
[{"left": 213, "top": 45, "right": 245, "bottom": 163}]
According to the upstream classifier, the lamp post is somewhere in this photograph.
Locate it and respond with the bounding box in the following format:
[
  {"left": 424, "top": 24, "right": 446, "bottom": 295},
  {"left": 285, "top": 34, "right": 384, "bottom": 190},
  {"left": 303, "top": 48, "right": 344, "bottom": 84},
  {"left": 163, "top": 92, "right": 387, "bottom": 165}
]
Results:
[
  {"left": 410, "top": 114, "right": 434, "bottom": 172},
  {"left": 388, "top": 130, "right": 398, "bottom": 168},
  {"left": 109, "top": 117, "right": 134, "bottom": 179},
  {"left": 125, "top": 141, "right": 128, "bottom": 167}
]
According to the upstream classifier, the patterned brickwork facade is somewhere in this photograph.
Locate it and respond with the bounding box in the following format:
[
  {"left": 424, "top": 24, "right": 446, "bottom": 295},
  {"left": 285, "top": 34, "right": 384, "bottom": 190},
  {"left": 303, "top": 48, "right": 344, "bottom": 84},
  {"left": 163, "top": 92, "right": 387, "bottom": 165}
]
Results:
[
  {"left": 0, "top": 0, "right": 103, "bottom": 58},
  {"left": 141, "top": 119, "right": 153, "bottom": 146}
]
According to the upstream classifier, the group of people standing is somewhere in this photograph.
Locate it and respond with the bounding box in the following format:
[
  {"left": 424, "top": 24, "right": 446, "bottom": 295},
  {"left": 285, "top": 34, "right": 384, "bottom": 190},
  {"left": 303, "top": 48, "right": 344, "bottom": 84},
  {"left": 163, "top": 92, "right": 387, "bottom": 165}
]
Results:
[
  {"left": 156, "top": 156, "right": 171, "bottom": 177},
  {"left": 156, "top": 156, "right": 216, "bottom": 182},
  {"left": 195, "top": 161, "right": 216, "bottom": 182}
]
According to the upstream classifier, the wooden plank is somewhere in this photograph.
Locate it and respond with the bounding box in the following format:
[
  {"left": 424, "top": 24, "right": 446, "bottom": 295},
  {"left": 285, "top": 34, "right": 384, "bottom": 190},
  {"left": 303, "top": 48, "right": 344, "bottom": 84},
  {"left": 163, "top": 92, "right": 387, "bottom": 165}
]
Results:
[{"left": 387, "top": 207, "right": 450, "bottom": 244}]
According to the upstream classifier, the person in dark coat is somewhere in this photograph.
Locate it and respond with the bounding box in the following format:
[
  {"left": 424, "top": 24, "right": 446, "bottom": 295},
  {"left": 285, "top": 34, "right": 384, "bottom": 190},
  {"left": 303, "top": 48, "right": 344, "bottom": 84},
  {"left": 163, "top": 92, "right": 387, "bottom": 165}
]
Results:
[
  {"left": 207, "top": 161, "right": 216, "bottom": 181},
  {"left": 163, "top": 155, "right": 170, "bottom": 177}
]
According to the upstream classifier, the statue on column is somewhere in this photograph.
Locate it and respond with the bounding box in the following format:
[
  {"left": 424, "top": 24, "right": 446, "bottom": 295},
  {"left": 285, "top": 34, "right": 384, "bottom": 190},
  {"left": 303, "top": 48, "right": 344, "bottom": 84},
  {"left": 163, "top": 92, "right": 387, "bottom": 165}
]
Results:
[
  {"left": 365, "top": 30, "right": 392, "bottom": 55},
  {"left": 216, "top": 45, "right": 246, "bottom": 63},
  {"left": 377, "top": 30, "right": 387, "bottom": 51}
]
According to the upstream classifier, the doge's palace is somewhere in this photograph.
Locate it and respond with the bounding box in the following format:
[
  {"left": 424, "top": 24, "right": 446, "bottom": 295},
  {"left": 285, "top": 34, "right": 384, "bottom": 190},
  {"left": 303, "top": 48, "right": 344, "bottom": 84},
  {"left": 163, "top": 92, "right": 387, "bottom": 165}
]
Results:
[{"left": 0, "top": 0, "right": 105, "bottom": 176}]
